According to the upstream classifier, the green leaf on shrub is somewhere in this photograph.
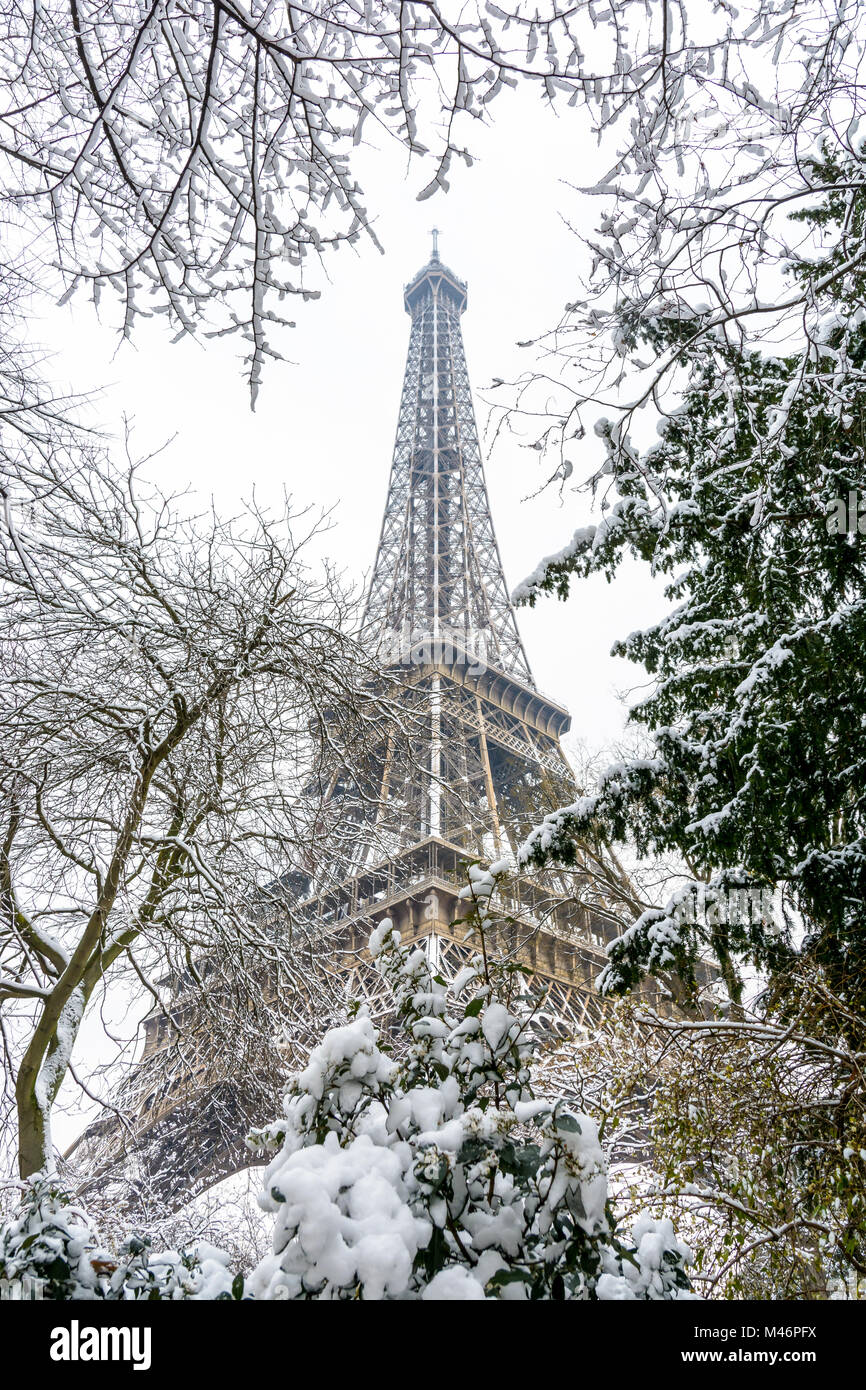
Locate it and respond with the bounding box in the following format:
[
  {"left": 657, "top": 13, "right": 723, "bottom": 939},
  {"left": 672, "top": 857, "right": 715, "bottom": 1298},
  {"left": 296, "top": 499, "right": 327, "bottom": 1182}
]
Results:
[
  {"left": 554, "top": 1113, "right": 582, "bottom": 1134},
  {"left": 499, "top": 1142, "right": 542, "bottom": 1178}
]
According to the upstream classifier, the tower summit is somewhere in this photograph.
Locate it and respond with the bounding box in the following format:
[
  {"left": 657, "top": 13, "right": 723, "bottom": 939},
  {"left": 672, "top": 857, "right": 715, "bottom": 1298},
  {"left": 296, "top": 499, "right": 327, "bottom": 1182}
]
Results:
[{"left": 364, "top": 244, "right": 534, "bottom": 687}]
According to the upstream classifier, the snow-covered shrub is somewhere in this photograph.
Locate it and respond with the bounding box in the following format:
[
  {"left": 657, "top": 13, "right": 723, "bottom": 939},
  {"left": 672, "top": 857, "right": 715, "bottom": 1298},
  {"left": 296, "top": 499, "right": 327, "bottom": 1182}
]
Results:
[
  {"left": 0, "top": 1174, "right": 109, "bottom": 1300},
  {"left": 247, "top": 885, "right": 695, "bottom": 1301},
  {"left": 114, "top": 1236, "right": 240, "bottom": 1300},
  {"left": 0, "top": 1173, "right": 239, "bottom": 1300}
]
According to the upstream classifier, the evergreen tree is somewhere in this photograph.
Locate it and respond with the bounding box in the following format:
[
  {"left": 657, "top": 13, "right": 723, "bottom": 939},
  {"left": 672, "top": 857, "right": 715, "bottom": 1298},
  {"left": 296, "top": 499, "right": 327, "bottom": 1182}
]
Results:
[{"left": 516, "top": 156, "right": 866, "bottom": 1016}]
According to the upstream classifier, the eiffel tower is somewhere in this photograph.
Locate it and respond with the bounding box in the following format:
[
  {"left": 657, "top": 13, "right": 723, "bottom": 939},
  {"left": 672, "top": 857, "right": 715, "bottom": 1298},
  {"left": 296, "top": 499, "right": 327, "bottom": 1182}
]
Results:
[{"left": 70, "top": 240, "right": 637, "bottom": 1204}]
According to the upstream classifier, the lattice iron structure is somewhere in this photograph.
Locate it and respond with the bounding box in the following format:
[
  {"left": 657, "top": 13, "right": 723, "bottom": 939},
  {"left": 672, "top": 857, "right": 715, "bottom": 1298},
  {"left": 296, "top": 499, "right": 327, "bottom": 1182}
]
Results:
[
  {"left": 364, "top": 251, "right": 531, "bottom": 685},
  {"left": 71, "top": 245, "right": 648, "bottom": 1205},
  {"left": 329, "top": 248, "right": 578, "bottom": 874}
]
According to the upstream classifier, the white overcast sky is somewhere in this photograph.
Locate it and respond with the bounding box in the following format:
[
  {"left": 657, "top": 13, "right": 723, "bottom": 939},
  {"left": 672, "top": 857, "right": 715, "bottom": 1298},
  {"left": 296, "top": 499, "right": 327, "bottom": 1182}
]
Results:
[{"left": 34, "top": 85, "right": 667, "bottom": 761}]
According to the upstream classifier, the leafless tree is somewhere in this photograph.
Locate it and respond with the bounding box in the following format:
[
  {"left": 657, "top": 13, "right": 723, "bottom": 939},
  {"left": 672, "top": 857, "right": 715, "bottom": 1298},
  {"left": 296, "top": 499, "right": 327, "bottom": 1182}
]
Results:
[
  {"left": 1, "top": 2, "right": 859, "bottom": 413},
  {"left": 535, "top": 974, "right": 866, "bottom": 1298},
  {"left": 0, "top": 440, "right": 407, "bottom": 1180},
  {"left": 0, "top": 0, "right": 578, "bottom": 396},
  {"left": 485, "top": 0, "right": 866, "bottom": 483}
]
